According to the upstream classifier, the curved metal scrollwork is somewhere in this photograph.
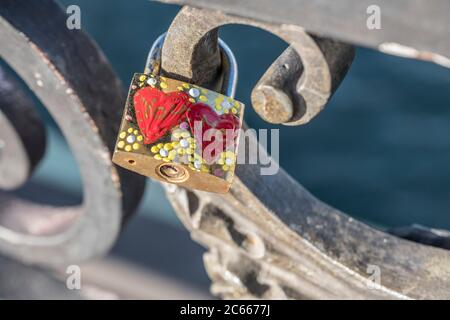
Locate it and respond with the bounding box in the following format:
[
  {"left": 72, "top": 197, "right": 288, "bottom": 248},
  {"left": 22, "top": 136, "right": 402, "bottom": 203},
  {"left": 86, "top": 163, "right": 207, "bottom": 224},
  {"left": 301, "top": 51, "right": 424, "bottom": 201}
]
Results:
[
  {"left": 162, "top": 7, "right": 354, "bottom": 126},
  {"left": 0, "top": 0, "right": 145, "bottom": 267},
  {"left": 1, "top": 0, "right": 450, "bottom": 300},
  {"left": 0, "top": 66, "right": 46, "bottom": 191},
  {"left": 159, "top": 6, "right": 450, "bottom": 299}
]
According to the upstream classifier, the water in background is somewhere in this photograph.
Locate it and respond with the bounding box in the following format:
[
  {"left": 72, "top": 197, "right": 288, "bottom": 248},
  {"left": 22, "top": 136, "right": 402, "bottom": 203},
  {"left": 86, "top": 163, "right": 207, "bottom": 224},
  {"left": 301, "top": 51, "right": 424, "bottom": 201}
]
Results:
[{"left": 44, "top": 0, "right": 450, "bottom": 230}]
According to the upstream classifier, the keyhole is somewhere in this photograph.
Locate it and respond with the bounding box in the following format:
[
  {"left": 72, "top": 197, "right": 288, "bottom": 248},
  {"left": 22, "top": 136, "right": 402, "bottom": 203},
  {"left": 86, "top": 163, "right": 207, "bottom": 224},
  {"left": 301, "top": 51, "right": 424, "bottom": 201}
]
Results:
[{"left": 156, "top": 163, "right": 189, "bottom": 183}]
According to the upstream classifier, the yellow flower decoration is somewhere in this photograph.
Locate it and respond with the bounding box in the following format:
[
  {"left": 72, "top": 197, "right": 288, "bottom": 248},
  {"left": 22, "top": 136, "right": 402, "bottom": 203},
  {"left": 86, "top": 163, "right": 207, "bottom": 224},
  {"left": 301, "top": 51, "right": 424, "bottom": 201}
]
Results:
[
  {"left": 149, "top": 123, "right": 204, "bottom": 168},
  {"left": 176, "top": 83, "right": 210, "bottom": 103},
  {"left": 170, "top": 125, "right": 200, "bottom": 166},
  {"left": 214, "top": 95, "right": 239, "bottom": 115},
  {"left": 137, "top": 74, "right": 147, "bottom": 87},
  {"left": 187, "top": 153, "right": 210, "bottom": 173},
  {"left": 150, "top": 142, "right": 177, "bottom": 162},
  {"left": 217, "top": 151, "right": 236, "bottom": 171},
  {"left": 117, "top": 128, "right": 143, "bottom": 152}
]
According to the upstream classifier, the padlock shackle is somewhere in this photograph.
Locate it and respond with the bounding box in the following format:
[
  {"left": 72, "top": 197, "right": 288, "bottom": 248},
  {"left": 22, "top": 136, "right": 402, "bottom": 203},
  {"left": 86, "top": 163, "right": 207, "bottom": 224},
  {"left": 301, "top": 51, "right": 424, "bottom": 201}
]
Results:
[
  {"left": 144, "top": 33, "right": 237, "bottom": 98},
  {"left": 218, "top": 37, "right": 238, "bottom": 99}
]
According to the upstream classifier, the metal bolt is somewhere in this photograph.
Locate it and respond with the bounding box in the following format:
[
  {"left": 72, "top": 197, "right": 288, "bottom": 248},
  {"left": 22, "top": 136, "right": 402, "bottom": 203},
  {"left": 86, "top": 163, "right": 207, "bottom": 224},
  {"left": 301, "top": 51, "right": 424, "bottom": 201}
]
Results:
[{"left": 251, "top": 85, "right": 294, "bottom": 124}]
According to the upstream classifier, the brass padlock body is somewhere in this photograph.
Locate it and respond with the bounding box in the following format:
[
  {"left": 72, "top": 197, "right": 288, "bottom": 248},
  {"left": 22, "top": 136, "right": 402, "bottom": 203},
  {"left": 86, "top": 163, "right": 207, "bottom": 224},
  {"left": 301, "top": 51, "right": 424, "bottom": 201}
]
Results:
[{"left": 113, "top": 73, "right": 244, "bottom": 193}]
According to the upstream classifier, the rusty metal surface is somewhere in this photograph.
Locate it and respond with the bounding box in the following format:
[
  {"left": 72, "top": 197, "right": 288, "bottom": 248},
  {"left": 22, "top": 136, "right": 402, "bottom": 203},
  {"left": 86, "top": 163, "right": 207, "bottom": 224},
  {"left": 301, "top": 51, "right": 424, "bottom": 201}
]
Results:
[
  {"left": 0, "top": 0, "right": 145, "bottom": 266},
  {"left": 162, "top": 6, "right": 354, "bottom": 125},
  {"left": 251, "top": 43, "right": 354, "bottom": 125},
  {"left": 158, "top": 0, "right": 450, "bottom": 66},
  {"left": 1, "top": 0, "right": 449, "bottom": 300},
  {"left": 159, "top": 6, "right": 450, "bottom": 299}
]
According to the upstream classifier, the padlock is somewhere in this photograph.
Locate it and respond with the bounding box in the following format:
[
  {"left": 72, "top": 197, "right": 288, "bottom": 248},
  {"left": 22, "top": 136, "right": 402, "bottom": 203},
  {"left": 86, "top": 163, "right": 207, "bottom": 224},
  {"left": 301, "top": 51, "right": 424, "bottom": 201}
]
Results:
[{"left": 112, "top": 34, "right": 244, "bottom": 193}]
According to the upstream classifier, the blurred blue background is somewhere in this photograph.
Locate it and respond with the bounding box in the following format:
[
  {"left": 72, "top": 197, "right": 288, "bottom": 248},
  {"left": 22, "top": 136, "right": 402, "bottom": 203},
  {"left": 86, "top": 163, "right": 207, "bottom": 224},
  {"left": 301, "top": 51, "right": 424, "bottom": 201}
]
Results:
[
  {"left": 54, "top": 0, "right": 450, "bottom": 228},
  {"left": 12, "top": 0, "right": 450, "bottom": 295}
]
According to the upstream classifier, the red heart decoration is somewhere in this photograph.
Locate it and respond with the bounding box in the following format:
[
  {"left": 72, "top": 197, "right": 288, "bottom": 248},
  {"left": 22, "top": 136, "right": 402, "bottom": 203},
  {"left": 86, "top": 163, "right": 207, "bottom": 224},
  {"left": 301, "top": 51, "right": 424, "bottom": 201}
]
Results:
[
  {"left": 186, "top": 103, "right": 240, "bottom": 164},
  {"left": 133, "top": 87, "right": 191, "bottom": 144}
]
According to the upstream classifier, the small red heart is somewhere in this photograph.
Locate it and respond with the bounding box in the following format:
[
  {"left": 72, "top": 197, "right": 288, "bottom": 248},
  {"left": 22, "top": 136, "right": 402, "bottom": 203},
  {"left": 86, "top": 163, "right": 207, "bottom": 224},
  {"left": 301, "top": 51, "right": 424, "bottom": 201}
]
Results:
[
  {"left": 133, "top": 87, "right": 191, "bottom": 144},
  {"left": 186, "top": 103, "right": 240, "bottom": 164}
]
